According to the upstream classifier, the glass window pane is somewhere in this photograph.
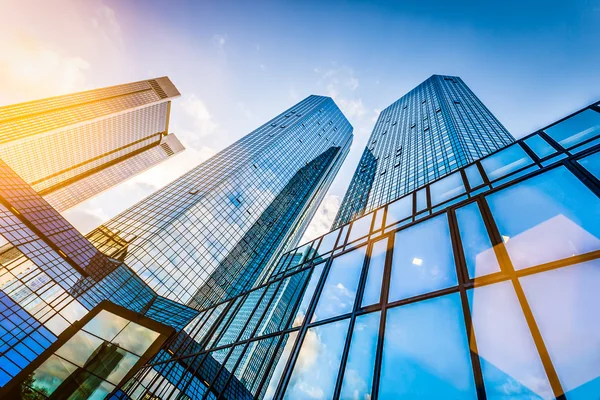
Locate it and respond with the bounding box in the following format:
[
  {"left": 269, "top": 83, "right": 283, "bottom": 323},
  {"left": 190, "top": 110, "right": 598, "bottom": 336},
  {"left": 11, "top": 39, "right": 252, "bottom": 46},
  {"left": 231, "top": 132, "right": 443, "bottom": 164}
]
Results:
[
  {"left": 430, "top": 172, "right": 466, "bottom": 206},
  {"left": 113, "top": 322, "right": 160, "bottom": 356},
  {"left": 85, "top": 345, "right": 139, "bottom": 385},
  {"left": 544, "top": 109, "right": 600, "bottom": 148},
  {"left": 486, "top": 166, "right": 600, "bottom": 270},
  {"left": 468, "top": 281, "right": 552, "bottom": 399},
  {"left": 83, "top": 310, "right": 129, "bottom": 342},
  {"left": 292, "top": 262, "right": 325, "bottom": 327},
  {"left": 520, "top": 260, "right": 600, "bottom": 399},
  {"left": 464, "top": 164, "right": 484, "bottom": 188},
  {"left": 29, "top": 354, "right": 78, "bottom": 395},
  {"left": 577, "top": 150, "right": 600, "bottom": 180},
  {"left": 339, "top": 312, "right": 380, "bottom": 400},
  {"left": 524, "top": 135, "right": 557, "bottom": 159},
  {"left": 379, "top": 293, "right": 476, "bottom": 399},
  {"left": 455, "top": 202, "right": 501, "bottom": 278},
  {"left": 284, "top": 318, "right": 350, "bottom": 400},
  {"left": 264, "top": 332, "right": 298, "bottom": 400},
  {"left": 386, "top": 195, "right": 412, "bottom": 226},
  {"left": 388, "top": 214, "right": 457, "bottom": 302},
  {"left": 348, "top": 213, "right": 373, "bottom": 242},
  {"left": 55, "top": 330, "right": 104, "bottom": 368},
  {"left": 481, "top": 144, "right": 534, "bottom": 181},
  {"left": 416, "top": 188, "right": 427, "bottom": 211},
  {"left": 373, "top": 208, "right": 384, "bottom": 231},
  {"left": 317, "top": 229, "right": 340, "bottom": 255},
  {"left": 361, "top": 238, "right": 387, "bottom": 307},
  {"left": 313, "top": 246, "right": 366, "bottom": 321},
  {"left": 65, "top": 371, "right": 115, "bottom": 400}
]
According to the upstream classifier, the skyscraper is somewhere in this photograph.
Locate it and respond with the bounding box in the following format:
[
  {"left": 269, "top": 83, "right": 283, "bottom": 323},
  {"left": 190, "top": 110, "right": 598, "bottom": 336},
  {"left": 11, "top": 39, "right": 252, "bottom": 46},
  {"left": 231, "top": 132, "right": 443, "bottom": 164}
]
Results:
[
  {"left": 334, "top": 74, "right": 515, "bottom": 227},
  {"left": 87, "top": 95, "right": 353, "bottom": 307},
  {"left": 0, "top": 77, "right": 184, "bottom": 212}
]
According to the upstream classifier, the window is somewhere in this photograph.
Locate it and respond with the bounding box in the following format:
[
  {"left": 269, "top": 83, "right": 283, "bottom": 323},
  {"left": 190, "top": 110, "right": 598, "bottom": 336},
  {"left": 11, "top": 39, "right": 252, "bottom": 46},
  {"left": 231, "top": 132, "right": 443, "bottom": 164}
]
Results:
[
  {"left": 292, "top": 263, "right": 326, "bottom": 327},
  {"left": 379, "top": 294, "right": 477, "bottom": 398},
  {"left": 544, "top": 109, "right": 600, "bottom": 148},
  {"left": 468, "top": 281, "right": 552, "bottom": 399},
  {"left": 464, "top": 164, "right": 484, "bottom": 188},
  {"left": 524, "top": 135, "right": 557, "bottom": 159},
  {"left": 362, "top": 238, "right": 388, "bottom": 307},
  {"left": 313, "top": 246, "right": 366, "bottom": 321},
  {"left": 520, "top": 259, "right": 600, "bottom": 399},
  {"left": 284, "top": 319, "right": 350, "bottom": 400},
  {"left": 416, "top": 187, "right": 427, "bottom": 211},
  {"left": 455, "top": 202, "right": 501, "bottom": 278},
  {"left": 263, "top": 332, "right": 298, "bottom": 400},
  {"left": 486, "top": 166, "right": 600, "bottom": 270},
  {"left": 339, "top": 312, "right": 380, "bottom": 399},
  {"left": 386, "top": 195, "right": 412, "bottom": 226},
  {"left": 430, "top": 171, "right": 466, "bottom": 206},
  {"left": 348, "top": 213, "right": 373, "bottom": 242},
  {"left": 388, "top": 214, "right": 457, "bottom": 302},
  {"left": 577, "top": 150, "right": 600, "bottom": 180},
  {"left": 481, "top": 144, "right": 534, "bottom": 181}
]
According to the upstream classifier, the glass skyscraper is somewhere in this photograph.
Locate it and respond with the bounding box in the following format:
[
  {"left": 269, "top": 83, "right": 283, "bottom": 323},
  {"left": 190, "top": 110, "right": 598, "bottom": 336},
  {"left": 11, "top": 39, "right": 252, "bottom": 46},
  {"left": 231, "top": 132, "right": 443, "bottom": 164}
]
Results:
[
  {"left": 122, "top": 99, "right": 600, "bottom": 400},
  {"left": 87, "top": 95, "right": 353, "bottom": 308},
  {"left": 334, "top": 74, "right": 515, "bottom": 227},
  {"left": 0, "top": 77, "right": 184, "bottom": 212}
]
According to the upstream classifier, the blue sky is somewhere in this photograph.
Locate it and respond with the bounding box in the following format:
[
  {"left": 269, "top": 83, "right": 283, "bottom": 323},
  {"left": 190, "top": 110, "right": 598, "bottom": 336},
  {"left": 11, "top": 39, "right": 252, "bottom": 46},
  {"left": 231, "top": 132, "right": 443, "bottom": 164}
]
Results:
[{"left": 2, "top": 0, "right": 599, "bottom": 238}]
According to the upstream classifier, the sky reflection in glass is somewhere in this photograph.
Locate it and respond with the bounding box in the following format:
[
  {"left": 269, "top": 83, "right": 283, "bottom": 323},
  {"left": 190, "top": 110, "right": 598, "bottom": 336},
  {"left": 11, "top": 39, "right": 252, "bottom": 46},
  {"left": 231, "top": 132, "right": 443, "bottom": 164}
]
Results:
[
  {"left": 455, "top": 202, "right": 501, "bottom": 278},
  {"left": 292, "top": 262, "right": 325, "bottom": 327},
  {"left": 524, "top": 135, "right": 557, "bottom": 159},
  {"left": 379, "top": 293, "right": 476, "bottom": 399},
  {"left": 361, "top": 238, "right": 388, "bottom": 307},
  {"left": 430, "top": 171, "right": 466, "bottom": 206},
  {"left": 313, "top": 246, "right": 366, "bottom": 321},
  {"left": 385, "top": 195, "right": 412, "bottom": 226},
  {"left": 339, "top": 311, "right": 380, "bottom": 400},
  {"left": 464, "top": 164, "right": 484, "bottom": 189},
  {"left": 486, "top": 166, "right": 600, "bottom": 270},
  {"left": 481, "top": 144, "right": 534, "bottom": 181},
  {"left": 348, "top": 213, "right": 373, "bottom": 242},
  {"left": 544, "top": 109, "right": 600, "bottom": 148},
  {"left": 577, "top": 150, "right": 600, "bottom": 179},
  {"left": 468, "top": 281, "right": 552, "bottom": 399},
  {"left": 388, "top": 214, "right": 457, "bottom": 302},
  {"left": 520, "top": 260, "right": 600, "bottom": 400},
  {"left": 263, "top": 332, "right": 297, "bottom": 400},
  {"left": 284, "top": 318, "right": 350, "bottom": 400}
]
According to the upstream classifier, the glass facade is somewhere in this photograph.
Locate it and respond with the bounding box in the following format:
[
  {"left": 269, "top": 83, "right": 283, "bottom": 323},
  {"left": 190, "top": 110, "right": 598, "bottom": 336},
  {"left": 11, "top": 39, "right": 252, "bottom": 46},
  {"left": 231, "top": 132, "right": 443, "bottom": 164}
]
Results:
[
  {"left": 119, "top": 101, "right": 600, "bottom": 400},
  {"left": 334, "top": 74, "right": 515, "bottom": 227},
  {"left": 87, "top": 95, "right": 354, "bottom": 308},
  {"left": 0, "top": 77, "right": 184, "bottom": 212}
]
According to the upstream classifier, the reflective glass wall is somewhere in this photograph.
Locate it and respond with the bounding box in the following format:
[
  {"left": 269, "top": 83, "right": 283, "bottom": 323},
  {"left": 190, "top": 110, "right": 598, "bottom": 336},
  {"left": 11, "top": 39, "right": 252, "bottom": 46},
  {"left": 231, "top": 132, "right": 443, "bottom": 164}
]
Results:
[{"left": 121, "top": 101, "right": 600, "bottom": 399}]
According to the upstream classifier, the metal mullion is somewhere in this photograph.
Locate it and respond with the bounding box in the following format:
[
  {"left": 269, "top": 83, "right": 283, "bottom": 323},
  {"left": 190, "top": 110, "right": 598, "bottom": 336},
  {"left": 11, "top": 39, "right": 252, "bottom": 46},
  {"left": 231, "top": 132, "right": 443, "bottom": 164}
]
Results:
[
  {"left": 273, "top": 256, "right": 333, "bottom": 399},
  {"left": 447, "top": 208, "right": 487, "bottom": 399},
  {"left": 478, "top": 196, "right": 566, "bottom": 399},
  {"left": 564, "top": 158, "right": 600, "bottom": 195},
  {"left": 517, "top": 139, "right": 542, "bottom": 164},
  {"left": 537, "top": 130, "right": 564, "bottom": 154},
  {"left": 515, "top": 250, "right": 600, "bottom": 279},
  {"left": 370, "top": 229, "right": 394, "bottom": 399},
  {"left": 252, "top": 333, "right": 293, "bottom": 400}
]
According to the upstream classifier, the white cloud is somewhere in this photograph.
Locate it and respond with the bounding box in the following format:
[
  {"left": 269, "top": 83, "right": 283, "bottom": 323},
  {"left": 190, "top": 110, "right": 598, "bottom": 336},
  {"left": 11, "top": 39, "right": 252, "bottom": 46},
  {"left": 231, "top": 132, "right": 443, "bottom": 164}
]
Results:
[
  {"left": 180, "top": 94, "right": 219, "bottom": 139},
  {"left": 213, "top": 34, "right": 227, "bottom": 47},
  {"left": 316, "top": 66, "right": 366, "bottom": 120},
  {"left": 372, "top": 109, "right": 381, "bottom": 122},
  {"left": 301, "top": 194, "right": 340, "bottom": 243}
]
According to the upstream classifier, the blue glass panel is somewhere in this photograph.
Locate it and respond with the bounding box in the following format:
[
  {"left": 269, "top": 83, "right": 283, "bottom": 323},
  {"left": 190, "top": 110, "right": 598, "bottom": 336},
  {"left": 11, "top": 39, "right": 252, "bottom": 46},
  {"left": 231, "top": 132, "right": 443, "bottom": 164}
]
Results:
[
  {"left": 348, "top": 213, "right": 373, "bottom": 242},
  {"left": 486, "top": 166, "right": 600, "bottom": 270},
  {"left": 571, "top": 137, "right": 600, "bottom": 153},
  {"left": 292, "top": 263, "right": 325, "bottom": 327},
  {"left": 524, "top": 135, "right": 557, "bottom": 159},
  {"left": 388, "top": 214, "right": 457, "bottom": 302},
  {"left": 263, "top": 332, "right": 298, "bottom": 400},
  {"left": 578, "top": 150, "right": 600, "bottom": 180},
  {"left": 430, "top": 172, "right": 466, "bottom": 206},
  {"left": 379, "top": 293, "right": 477, "bottom": 399},
  {"left": 416, "top": 188, "right": 427, "bottom": 211},
  {"left": 284, "top": 318, "right": 350, "bottom": 400},
  {"left": 318, "top": 229, "right": 340, "bottom": 255},
  {"left": 455, "top": 202, "right": 501, "bottom": 278},
  {"left": 544, "top": 109, "right": 600, "bottom": 148},
  {"left": 385, "top": 195, "right": 412, "bottom": 226},
  {"left": 464, "top": 164, "right": 485, "bottom": 188},
  {"left": 520, "top": 260, "right": 600, "bottom": 400},
  {"left": 481, "top": 144, "right": 534, "bottom": 181},
  {"left": 313, "top": 247, "right": 366, "bottom": 321},
  {"left": 361, "top": 238, "right": 388, "bottom": 307},
  {"left": 540, "top": 153, "right": 567, "bottom": 167},
  {"left": 339, "top": 312, "right": 380, "bottom": 400},
  {"left": 468, "top": 281, "right": 552, "bottom": 399}
]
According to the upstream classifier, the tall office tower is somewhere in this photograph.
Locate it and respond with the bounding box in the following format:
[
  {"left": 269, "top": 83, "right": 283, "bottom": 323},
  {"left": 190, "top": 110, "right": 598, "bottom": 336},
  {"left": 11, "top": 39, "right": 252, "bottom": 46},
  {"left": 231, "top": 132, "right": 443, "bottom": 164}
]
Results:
[
  {"left": 334, "top": 74, "right": 515, "bottom": 227},
  {"left": 0, "top": 77, "right": 184, "bottom": 212},
  {"left": 87, "top": 95, "right": 353, "bottom": 307}
]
